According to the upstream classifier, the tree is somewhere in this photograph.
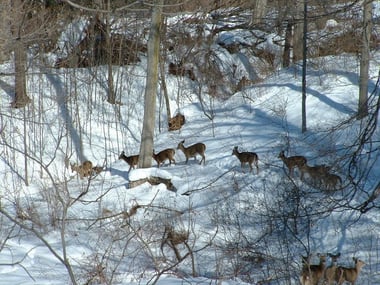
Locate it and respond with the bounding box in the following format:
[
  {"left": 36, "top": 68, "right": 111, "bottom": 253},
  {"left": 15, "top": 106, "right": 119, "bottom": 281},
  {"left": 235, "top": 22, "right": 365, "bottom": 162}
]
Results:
[
  {"left": 8, "top": 0, "right": 65, "bottom": 108},
  {"left": 282, "top": 19, "right": 293, "bottom": 68},
  {"left": 10, "top": 0, "right": 32, "bottom": 108},
  {"left": 251, "top": 0, "right": 267, "bottom": 26},
  {"left": 292, "top": 0, "right": 304, "bottom": 63},
  {"left": 102, "top": 0, "right": 116, "bottom": 104},
  {"left": 358, "top": 0, "right": 372, "bottom": 119},
  {"left": 138, "top": 0, "right": 163, "bottom": 168},
  {"left": 301, "top": 0, "right": 308, "bottom": 133}
]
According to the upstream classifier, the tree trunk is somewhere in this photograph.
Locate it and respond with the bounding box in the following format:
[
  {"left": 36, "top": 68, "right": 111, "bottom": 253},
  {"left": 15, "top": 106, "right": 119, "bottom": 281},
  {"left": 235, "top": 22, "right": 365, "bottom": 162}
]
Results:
[
  {"left": 159, "top": 19, "right": 171, "bottom": 130},
  {"left": 282, "top": 20, "right": 293, "bottom": 68},
  {"left": 251, "top": 0, "right": 267, "bottom": 26},
  {"left": 292, "top": 1, "right": 303, "bottom": 63},
  {"left": 160, "top": 57, "right": 171, "bottom": 128},
  {"left": 301, "top": 0, "right": 308, "bottom": 133},
  {"left": 138, "top": 0, "right": 163, "bottom": 168},
  {"left": 12, "top": 39, "right": 31, "bottom": 108},
  {"left": 10, "top": 0, "right": 31, "bottom": 108},
  {"left": 358, "top": 0, "right": 372, "bottom": 119},
  {"left": 105, "top": 0, "right": 116, "bottom": 104}
]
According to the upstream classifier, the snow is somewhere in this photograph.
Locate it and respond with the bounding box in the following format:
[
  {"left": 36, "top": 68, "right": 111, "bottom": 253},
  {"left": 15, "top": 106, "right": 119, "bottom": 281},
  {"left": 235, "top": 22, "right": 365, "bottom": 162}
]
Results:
[{"left": 0, "top": 17, "right": 380, "bottom": 285}]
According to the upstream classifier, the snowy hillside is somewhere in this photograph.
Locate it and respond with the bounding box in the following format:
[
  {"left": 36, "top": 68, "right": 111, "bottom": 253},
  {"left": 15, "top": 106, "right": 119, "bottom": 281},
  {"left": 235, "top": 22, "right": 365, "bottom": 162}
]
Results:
[{"left": 0, "top": 18, "right": 379, "bottom": 285}]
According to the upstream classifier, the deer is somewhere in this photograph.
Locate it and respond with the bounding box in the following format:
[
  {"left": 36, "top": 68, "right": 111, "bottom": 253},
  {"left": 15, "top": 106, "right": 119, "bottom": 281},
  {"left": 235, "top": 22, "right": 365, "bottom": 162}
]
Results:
[
  {"left": 278, "top": 150, "right": 307, "bottom": 178},
  {"left": 232, "top": 146, "right": 259, "bottom": 174},
  {"left": 300, "top": 255, "right": 312, "bottom": 285},
  {"left": 70, "top": 160, "right": 93, "bottom": 179},
  {"left": 160, "top": 225, "right": 190, "bottom": 261},
  {"left": 92, "top": 165, "right": 104, "bottom": 175},
  {"left": 336, "top": 257, "right": 365, "bottom": 285},
  {"left": 152, "top": 148, "right": 176, "bottom": 168},
  {"left": 323, "top": 252, "right": 341, "bottom": 285},
  {"left": 119, "top": 151, "right": 139, "bottom": 171},
  {"left": 323, "top": 173, "right": 342, "bottom": 191},
  {"left": 299, "top": 163, "right": 331, "bottom": 185},
  {"left": 309, "top": 164, "right": 331, "bottom": 177},
  {"left": 177, "top": 140, "right": 206, "bottom": 165},
  {"left": 300, "top": 254, "right": 327, "bottom": 285}
]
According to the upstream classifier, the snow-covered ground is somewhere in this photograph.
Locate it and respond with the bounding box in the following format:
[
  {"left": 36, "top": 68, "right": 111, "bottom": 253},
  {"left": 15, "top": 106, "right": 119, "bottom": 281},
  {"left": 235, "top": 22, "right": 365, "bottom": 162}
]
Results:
[{"left": 0, "top": 18, "right": 379, "bottom": 285}]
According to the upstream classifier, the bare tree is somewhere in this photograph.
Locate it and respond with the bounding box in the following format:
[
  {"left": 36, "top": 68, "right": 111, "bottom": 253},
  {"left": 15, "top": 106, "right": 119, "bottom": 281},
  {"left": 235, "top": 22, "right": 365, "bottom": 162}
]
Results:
[
  {"left": 10, "top": 0, "right": 32, "bottom": 108},
  {"left": 139, "top": 0, "right": 163, "bottom": 168},
  {"left": 251, "top": 0, "right": 267, "bottom": 26},
  {"left": 282, "top": 19, "right": 293, "bottom": 68},
  {"left": 293, "top": 0, "right": 304, "bottom": 63},
  {"left": 301, "top": 0, "right": 308, "bottom": 133},
  {"left": 358, "top": 0, "right": 373, "bottom": 119},
  {"left": 8, "top": 0, "right": 66, "bottom": 108},
  {"left": 89, "top": 2, "right": 116, "bottom": 105}
]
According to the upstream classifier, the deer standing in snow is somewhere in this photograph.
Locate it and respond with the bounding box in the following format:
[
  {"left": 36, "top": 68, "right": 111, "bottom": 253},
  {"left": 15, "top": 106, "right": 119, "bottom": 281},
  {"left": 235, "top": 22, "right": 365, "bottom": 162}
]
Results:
[
  {"left": 177, "top": 140, "right": 206, "bottom": 165},
  {"left": 232, "top": 146, "right": 259, "bottom": 173},
  {"left": 278, "top": 150, "right": 307, "bottom": 178}
]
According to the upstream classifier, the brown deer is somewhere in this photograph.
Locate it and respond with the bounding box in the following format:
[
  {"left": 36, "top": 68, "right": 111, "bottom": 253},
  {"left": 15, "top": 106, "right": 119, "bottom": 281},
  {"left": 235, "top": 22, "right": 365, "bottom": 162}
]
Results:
[
  {"left": 70, "top": 160, "right": 93, "bottom": 179},
  {"left": 300, "top": 255, "right": 312, "bottom": 285},
  {"left": 323, "top": 252, "right": 341, "bottom": 285},
  {"left": 168, "top": 62, "right": 196, "bottom": 81},
  {"left": 300, "top": 254, "right": 327, "bottom": 285},
  {"left": 232, "top": 146, "right": 259, "bottom": 174},
  {"left": 278, "top": 150, "right": 307, "bottom": 178},
  {"left": 336, "top": 257, "right": 365, "bottom": 285},
  {"left": 160, "top": 225, "right": 190, "bottom": 261},
  {"left": 152, "top": 148, "right": 176, "bottom": 168},
  {"left": 92, "top": 166, "right": 104, "bottom": 175},
  {"left": 119, "top": 151, "right": 139, "bottom": 171},
  {"left": 299, "top": 163, "right": 331, "bottom": 185},
  {"left": 177, "top": 140, "right": 206, "bottom": 165},
  {"left": 323, "top": 173, "right": 342, "bottom": 191}
]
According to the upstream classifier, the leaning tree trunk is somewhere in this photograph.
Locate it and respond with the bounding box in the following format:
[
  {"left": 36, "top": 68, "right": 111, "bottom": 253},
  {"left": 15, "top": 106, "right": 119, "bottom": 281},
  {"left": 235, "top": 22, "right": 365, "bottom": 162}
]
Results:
[
  {"left": 159, "top": 56, "right": 171, "bottom": 131},
  {"left": 159, "top": 18, "right": 171, "bottom": 131},
  {"left": 138, "top": 0, "right": 163, "bottom": 168}
]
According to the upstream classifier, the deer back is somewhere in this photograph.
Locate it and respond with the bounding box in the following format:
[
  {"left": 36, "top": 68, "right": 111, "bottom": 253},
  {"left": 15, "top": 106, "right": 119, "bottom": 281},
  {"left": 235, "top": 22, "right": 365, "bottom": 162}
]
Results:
[
  {"left": 314, "top": 164, "right": 331, "bottom": 175},
  {"left": 82, "top": 160, "right": 93, "bottom": 171}
]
